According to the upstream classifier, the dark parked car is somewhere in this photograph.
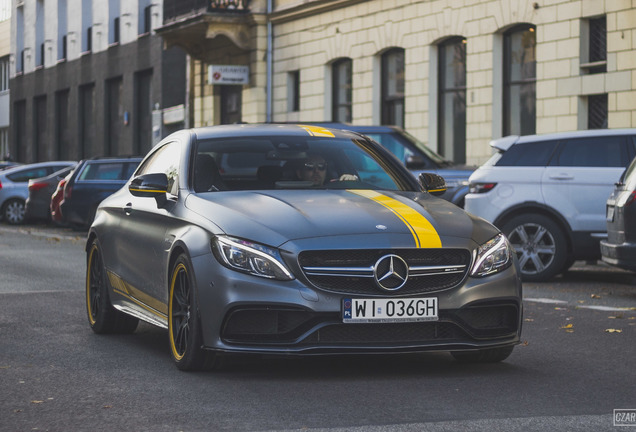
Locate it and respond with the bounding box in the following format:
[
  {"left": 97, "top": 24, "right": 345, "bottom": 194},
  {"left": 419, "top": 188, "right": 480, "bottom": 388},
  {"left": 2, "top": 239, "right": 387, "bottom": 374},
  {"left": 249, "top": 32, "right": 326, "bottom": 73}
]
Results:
[
  {"left": 60, "top": 156, "right": 142, "bottom": 227},
  {"left": 85, "top": 124, "right": 522, "bottom": 371},
  {"left": 600, "top": 156, "right": 636, "bottom": 272},
  {"left": 298, "top": 123, "right": 476, "bottom": 207},
  {"left": 25, "top": 165, "right": 77, "bottom": 223},
  {"left": 0, "top": 161, "right": 76, "bottom": 225}
]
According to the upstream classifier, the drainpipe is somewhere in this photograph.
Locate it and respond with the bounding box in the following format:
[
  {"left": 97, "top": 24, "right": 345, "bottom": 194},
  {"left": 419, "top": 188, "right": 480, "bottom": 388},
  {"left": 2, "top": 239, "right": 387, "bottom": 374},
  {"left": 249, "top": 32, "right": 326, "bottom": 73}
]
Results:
[{"left": 266, "top": 0, "right": 273, "bottom": 123}]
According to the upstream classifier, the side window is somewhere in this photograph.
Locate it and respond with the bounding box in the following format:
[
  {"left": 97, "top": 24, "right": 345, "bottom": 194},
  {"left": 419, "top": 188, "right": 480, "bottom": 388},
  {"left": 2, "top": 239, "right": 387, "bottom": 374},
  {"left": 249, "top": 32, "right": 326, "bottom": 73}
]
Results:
[
  {"left": 364, "top": 133, "right": 415, "bottom": 165},
  {"left": 552, "top": 137, "right": 626, "bottom": 167},
  {"left": 136, "top": 141, "right": 181, "bottom": 195},
  {"left": 7, "top": 167, "right": 48, "bottom": 182},
  {"left": 496, "top": 141, "right": 557, "bottom": 167},
  {"left": 123, "top": 162, "right": 140, "bottom": 180},
  {"left": 79, "top": 163, "right": 124, "bottom": 180}
]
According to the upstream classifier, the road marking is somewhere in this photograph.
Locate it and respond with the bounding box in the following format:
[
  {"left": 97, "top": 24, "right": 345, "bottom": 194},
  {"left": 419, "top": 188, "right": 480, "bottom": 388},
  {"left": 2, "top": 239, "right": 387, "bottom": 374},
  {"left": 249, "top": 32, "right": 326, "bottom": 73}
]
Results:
[
  {"left": 525, "top": 297, "right": 634, "bottom": 312},
  {"left": 524, "top": 298, "right": 568, "bottom": 304}
]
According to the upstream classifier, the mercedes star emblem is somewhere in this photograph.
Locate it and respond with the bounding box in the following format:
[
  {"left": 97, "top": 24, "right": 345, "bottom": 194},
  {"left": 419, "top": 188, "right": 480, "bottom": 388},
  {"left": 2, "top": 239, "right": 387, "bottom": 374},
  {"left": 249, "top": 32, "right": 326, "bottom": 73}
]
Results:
[{"left": 373, "top": 254, "right": 409, "bottom": 291}]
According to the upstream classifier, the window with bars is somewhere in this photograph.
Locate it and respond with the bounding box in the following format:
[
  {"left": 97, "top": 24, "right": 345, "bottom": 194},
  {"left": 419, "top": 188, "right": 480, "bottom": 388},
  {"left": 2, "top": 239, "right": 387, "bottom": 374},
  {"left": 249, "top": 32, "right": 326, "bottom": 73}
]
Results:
[
  {"left": 332, "top": 58, "right": 352, "bottom": 123},
  {"left": 438, "top": 37, "right": 467, "bottom": 164},
  {"left": 381, "top": 48, "right": 405, "bottom": 128},
  {"left": 588, "top": 94, "right": 608, "bottom": 129},
  {"left": 288, "top": 70, "right": 300, "bottom": 112},
  {"left": 581, "top": 16, "right": 606, "bottom": 74},
  {"left": 503, "top": 24, "right": 536, "bottom": 136}
]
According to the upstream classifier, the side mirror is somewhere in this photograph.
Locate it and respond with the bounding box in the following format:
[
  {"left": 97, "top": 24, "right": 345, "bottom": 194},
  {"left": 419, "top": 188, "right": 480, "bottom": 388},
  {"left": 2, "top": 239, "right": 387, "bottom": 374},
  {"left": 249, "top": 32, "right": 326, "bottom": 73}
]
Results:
[
  {"left": 130, "top": 173, "right": 169, "bottom": 198},
  {"left": 405, "top": 154, "right": 427, "bottom": 170},
  {"left": 419, "top": 172, "right": 447, "bottom": 196}
]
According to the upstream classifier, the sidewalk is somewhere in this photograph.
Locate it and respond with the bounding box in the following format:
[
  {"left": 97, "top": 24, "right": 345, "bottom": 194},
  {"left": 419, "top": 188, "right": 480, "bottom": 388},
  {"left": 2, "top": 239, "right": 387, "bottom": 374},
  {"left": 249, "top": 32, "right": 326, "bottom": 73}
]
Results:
[{"left": 0, "top": 223, "right": 87, "bottom": 242}]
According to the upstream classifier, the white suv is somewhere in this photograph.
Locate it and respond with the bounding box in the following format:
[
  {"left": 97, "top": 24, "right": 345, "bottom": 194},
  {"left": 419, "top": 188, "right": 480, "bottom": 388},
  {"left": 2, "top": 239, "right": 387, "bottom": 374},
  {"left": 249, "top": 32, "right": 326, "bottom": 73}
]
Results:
[{"left": 465, "top": 129, "right": 636, "bottom": 281}]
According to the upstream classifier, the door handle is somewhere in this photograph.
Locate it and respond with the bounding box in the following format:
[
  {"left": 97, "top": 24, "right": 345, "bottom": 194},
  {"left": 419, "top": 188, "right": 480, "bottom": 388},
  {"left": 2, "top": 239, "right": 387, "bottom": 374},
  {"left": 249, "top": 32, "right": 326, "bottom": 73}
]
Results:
[
  {"left": 549, "top": 174, "right": 574, "bottom": 180},
  {"left": 124, "top": 203, "right": 133, "bottom": 215}
]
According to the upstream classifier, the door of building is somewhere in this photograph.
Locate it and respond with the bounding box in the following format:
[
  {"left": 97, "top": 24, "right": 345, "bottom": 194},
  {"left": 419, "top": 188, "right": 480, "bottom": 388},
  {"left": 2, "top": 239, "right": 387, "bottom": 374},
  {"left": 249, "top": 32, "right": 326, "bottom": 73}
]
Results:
[{"left": 220, "top": 85, "right": 242, "bottom": 124}]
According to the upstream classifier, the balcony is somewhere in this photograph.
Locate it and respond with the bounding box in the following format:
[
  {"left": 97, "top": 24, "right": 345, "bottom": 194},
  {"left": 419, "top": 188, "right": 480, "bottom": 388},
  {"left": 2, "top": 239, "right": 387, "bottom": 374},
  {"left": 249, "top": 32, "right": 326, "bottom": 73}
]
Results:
[{"left": 159, "top": 0, "right": 254, "bottom": 61}]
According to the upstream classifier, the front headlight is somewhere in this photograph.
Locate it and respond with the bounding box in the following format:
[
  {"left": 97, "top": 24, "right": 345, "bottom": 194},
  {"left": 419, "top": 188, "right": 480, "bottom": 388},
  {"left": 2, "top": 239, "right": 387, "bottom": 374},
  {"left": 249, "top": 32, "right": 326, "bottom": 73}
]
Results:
[
  {"left": 470, "top": 233, "right": 513, "bottom": 277},
  {"left": 213, "top": 236, "right": 294, "bottom": 281}
]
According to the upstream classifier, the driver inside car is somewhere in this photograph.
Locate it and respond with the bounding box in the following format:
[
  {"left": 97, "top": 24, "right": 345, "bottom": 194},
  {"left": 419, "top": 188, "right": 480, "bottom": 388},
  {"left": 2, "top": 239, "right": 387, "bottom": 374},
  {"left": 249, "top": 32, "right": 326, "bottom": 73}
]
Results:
[{"left": 295, "top": 153, "right": 358, "bottom": 186}]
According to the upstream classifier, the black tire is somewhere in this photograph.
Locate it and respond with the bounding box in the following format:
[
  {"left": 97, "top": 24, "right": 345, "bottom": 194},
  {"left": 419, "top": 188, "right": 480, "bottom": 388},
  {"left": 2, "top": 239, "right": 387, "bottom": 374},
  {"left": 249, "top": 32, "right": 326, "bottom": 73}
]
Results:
[
  {"left": 168, "top": 254, "right": 217, "bottom": 371},
  {"left": 86, "top": 241, "right": 139, "bottom": 334},
  {"left": 2, "top": 199, "right": 26, "bottom": 225},
  {"left": 501, "top": 214, "right": 568, "bottom": 282},
  {"left": 451, "top": 345, "right": 515, "bottom": 363}
]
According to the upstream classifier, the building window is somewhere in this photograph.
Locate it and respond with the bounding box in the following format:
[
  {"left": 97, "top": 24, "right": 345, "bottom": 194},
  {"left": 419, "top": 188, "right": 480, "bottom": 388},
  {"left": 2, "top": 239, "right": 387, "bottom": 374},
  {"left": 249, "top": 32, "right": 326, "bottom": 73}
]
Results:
[
  {"left": 109, "top": 0, "right": 120, "bottom": 45},
  {"left": 438, "top": 37, "right": 467, "bottom": 164},
  {"left": 0, "top": 0, "right": 11, "bottom": 22},
  {"left": 288, "top": 70, "right": 300, "bottom": 112},
  {"left": 82, "top": 0, "right": 92, "bottom": 53},
  {"left": 36, "top": 0, "right": 44, "bottom": 67},
  {"left": 503, "top": 24, "right": 536, "bottom": 136},
  {"left": 381, "top": 48, "right": 405, "bottom": 128},
  {"left": 58, "top": 0, "right": 67, "bottom": 61},
  {"left": 139, "top": 0, "right": 152, "bottom": 35},
  {"left": 16, "top": 6, "right": 24, "bottom": 73},
  {"left": 588, "top": 94, "right": 608, "bottom": 129},
  {"left": 332, "top": 58, "right": 352, "bottom": 123},
  {"left": 0, "top": 56, "right": 9, "bottom": 91},
  {"left": 581, "top": 16, "right": 607, "bottom": 74}
]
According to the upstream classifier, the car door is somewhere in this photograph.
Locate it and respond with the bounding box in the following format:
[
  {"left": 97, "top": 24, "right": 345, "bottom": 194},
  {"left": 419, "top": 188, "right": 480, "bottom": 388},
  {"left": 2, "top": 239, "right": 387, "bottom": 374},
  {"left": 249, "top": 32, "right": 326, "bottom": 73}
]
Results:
[
  {"left": 542, "top": 135, "right": 631, "bottom": 233},
  {"left": 115, "top": 141, "right": 183, "bottom": 309}
]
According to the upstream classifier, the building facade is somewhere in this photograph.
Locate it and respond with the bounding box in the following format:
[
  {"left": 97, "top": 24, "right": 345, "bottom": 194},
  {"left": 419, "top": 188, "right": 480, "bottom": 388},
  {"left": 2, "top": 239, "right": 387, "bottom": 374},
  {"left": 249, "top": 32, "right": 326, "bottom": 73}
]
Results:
[
  {"left": 0, "top": 0, "right": 10, "bottom": 159},
  {"left": 9, "top": 0, "right": 187, "bottom": 163},
  {"left": 160, "top": 0, "right": 636, "bottom": 165}
]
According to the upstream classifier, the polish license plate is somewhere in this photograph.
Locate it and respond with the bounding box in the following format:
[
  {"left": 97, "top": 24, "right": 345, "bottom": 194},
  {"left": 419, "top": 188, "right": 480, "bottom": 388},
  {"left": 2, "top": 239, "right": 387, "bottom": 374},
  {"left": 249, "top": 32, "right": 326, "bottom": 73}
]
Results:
[{"left": 343, "top": 297, "right": 438, "bottom": 323}]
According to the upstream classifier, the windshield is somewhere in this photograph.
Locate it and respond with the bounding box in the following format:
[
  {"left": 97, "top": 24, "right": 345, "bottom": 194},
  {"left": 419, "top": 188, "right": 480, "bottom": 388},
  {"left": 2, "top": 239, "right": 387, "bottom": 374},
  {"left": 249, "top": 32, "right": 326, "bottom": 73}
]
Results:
[
  {"left": 194, "top": 136, "right": 412, "bottom": 192},
  {"left": 363, "top": 130, "right": 451, "bottom": 167}
]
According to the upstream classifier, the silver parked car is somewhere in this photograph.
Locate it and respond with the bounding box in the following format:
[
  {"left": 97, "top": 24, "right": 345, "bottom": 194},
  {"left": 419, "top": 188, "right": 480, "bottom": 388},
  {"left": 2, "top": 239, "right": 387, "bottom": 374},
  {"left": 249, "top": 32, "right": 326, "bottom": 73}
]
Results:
[
  {"left": 0, "top": 161, "right": 76, "bottom": 225},
  {"left": 465, "top": 129, "right": 636, "bottom": 281},
  {"left": 86, "top": 124, "right": 522, "bottom": 371}
]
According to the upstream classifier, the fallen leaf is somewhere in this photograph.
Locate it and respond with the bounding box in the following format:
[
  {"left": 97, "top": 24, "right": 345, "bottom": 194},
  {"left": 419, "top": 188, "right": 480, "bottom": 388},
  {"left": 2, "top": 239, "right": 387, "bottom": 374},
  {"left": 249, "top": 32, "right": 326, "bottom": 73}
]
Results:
[
  {"left": 103, "top": 405, "right": 112, "bottom": 409},
  {"left": 578, "top": 300, "right": 585, "bottom": 304},
  {"left": 591, "top": 294, "right": 601, "bottom": 299},
  {"left": 524, "top": 318, "right": 534, "bottom": 322},
  {"left": 522, "top": 341, "right": 529, "bottom": 346},
  {"left": 555, "top": 307, "right": 567, "bottom": 310},
  {"left": 605, "top": 329, "right": 623, "bottom": 333},
  {"left": 609, "top": 314, "right": 624, "bottom": 319},
  {"left": 561, "top": 324, "right": 573, "bottom": 329},
  {"left": 31, "top": 401, "right": 44, "bottom": 404},
  {"left": 13, "top": 409, "right": 22, "bottom": 413}
]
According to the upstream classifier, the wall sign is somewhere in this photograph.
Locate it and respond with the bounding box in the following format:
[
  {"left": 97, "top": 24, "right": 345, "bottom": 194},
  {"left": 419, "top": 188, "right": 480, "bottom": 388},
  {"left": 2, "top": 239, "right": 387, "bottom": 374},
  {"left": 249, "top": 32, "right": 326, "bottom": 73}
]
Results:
[{"left": 208, "top": 65, "right": 249, "bottom": 85}]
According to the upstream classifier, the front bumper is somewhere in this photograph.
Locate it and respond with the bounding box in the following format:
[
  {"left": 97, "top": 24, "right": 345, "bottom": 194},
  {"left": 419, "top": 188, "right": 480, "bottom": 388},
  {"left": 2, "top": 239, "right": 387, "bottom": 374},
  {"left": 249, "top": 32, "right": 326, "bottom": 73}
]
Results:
[{"left": 193, "top": 254, "right": 523, "bottom": 355}]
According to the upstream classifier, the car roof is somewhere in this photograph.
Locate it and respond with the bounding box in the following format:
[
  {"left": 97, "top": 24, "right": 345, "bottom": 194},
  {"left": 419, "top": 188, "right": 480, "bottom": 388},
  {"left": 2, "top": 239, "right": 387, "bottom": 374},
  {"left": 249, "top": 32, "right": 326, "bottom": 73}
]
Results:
[
  {"left": 1, "top": 161, "right": 76, "bottom": 174},
  {"left": 189, "top": 123, "right": 375, "bottom": 140},
  {"left": 490, "top": 128, "right": 636, "bottom": 152}
]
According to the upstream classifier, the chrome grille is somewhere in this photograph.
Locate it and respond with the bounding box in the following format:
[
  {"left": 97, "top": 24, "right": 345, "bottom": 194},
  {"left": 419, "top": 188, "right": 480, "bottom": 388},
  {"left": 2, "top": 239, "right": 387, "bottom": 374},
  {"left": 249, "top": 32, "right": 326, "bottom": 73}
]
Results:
[{"left": 298, "top": 249, "right": 471, "bottom": 296}]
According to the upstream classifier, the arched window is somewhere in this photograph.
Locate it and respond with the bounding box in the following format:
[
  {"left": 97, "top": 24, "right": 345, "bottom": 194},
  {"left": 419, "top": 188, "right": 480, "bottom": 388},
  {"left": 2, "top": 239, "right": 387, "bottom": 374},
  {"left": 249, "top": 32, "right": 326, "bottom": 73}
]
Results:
[
  {"left": 438, "top": 37, "right": 466, "bottom": 164},
  {"left": 503, "top": 24, "right": 536, "bottom": 136},
  {"left": 381, "top": 48, "right": 405, "bottom": 128},
  {"left": 332, "top": 58, "right": 352, "bottom": 123}
]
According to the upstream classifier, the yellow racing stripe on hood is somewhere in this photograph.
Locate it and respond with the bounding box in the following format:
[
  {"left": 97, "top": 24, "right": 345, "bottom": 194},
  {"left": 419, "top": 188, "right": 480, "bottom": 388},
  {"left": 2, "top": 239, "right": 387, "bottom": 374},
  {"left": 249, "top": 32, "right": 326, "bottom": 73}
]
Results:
[{"left": 349, "top": 190, "right": 442, "bottom": 248}]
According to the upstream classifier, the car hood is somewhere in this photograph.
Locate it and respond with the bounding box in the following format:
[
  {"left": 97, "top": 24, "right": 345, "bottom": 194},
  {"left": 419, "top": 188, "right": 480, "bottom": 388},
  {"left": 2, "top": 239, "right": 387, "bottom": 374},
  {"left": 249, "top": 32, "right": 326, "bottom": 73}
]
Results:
[{"left": 185, "top": 189, "right": 497, "bottom": 250}]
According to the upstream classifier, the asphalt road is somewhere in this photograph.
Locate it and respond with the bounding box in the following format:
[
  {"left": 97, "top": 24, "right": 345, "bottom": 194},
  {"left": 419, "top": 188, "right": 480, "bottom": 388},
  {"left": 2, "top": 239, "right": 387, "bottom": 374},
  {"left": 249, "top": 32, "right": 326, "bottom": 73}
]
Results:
[{"left": 1, "top": 224, "right": 635, "bottom": 432}]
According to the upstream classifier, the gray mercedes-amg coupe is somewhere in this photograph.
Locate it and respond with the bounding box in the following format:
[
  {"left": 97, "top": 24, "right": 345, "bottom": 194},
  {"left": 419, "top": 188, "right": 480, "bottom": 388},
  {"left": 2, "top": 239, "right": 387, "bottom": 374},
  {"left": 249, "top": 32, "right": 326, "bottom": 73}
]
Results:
[{"left": 85, "top": 124, "right": 522, "bottom": 370}]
